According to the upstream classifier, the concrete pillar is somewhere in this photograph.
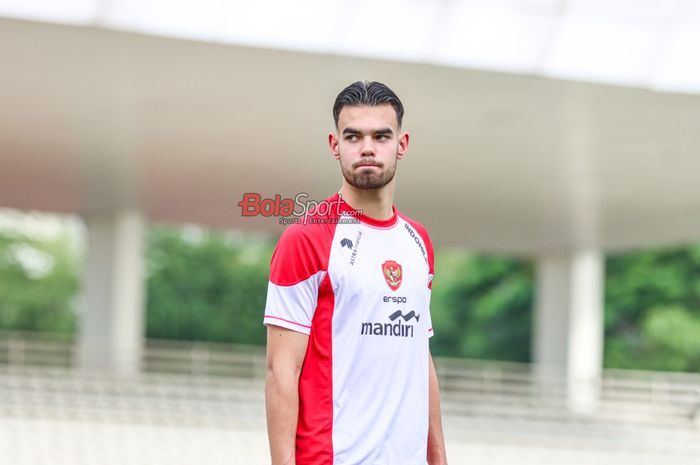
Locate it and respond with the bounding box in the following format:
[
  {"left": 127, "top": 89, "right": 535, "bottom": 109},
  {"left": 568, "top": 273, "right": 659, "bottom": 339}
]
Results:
[
  {"left": 534, "top": 249, "right": 604, "bottom": 414},
  {"left": 78, "top": 209, "right": 145, "bottom": 376}
]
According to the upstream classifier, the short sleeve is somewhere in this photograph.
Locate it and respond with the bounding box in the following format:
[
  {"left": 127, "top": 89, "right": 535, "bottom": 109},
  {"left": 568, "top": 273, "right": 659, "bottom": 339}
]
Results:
[
  {"left": 263, "top": 224, "right": 331, "bottom": 335},
  {"left": 264, "top": 274, "right": 325, "bottom": 335}
]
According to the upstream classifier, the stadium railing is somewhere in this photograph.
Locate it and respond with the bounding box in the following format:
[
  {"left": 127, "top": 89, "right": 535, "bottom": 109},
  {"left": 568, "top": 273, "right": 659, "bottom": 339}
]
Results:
[{"left": 1, "top": 330, "right": 699, "bottom": 431}]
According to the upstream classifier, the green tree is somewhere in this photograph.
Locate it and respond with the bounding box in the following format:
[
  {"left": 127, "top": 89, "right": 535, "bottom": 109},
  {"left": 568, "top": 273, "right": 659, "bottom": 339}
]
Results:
[
  {"left": 604, "top": 244, "right": 700, "bottom": 371},
  {"left": 430, "top": 249, "right": 533, "bottom": 361},
  {"left": 145, "top": 226, "right": 274, "bottom": 345},
  {"left": 0, "top": 230, "right": 79, "bottom": 333},
  {"left": 4, "top": 212, "right": 700, "bottom": 374}
]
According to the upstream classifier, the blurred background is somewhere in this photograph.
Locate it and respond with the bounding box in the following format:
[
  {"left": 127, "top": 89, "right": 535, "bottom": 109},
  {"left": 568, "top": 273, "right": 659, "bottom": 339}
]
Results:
[{"left": 1, "top": 0, "right": 700, "bottom": 464}]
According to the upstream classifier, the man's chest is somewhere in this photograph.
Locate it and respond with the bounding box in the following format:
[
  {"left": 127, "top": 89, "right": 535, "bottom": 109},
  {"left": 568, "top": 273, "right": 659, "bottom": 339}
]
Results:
[{"left": 326, "top": 221, "right": 431, "bottom": 326}]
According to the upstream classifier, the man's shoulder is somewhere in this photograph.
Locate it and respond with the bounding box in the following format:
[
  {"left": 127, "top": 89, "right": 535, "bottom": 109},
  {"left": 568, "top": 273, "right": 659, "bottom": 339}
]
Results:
[
  {"left": 270, "top": 219, "right": 337, "bottom": 285},
  {"left": 396, "top": 210, "right": 435, "bottom": 272},
  {"left": 396, "top": 210, "right": 432, "bottom": 243}
]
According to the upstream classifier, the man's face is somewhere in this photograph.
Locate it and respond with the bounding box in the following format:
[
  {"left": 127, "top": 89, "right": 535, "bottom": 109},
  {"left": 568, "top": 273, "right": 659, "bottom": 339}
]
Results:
[{"left": 329, "top": 104, "right": 409, "bottom": 190}]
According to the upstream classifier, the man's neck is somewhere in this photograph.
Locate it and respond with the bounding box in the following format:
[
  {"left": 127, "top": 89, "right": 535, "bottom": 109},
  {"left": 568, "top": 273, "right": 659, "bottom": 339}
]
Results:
[{"left": 338, "top": 182, "right": 395, "bottom": 221}]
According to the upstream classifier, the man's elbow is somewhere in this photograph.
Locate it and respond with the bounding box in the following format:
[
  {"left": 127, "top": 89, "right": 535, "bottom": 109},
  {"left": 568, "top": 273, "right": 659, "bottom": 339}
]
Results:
[{"left": 266, "top": 355, "right": 303, "bottom": 386}]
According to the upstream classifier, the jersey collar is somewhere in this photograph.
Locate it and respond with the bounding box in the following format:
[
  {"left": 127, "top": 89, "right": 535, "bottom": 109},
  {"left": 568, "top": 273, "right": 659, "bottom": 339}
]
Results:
[{"left": 332, "top": 192, "right": 399, "bottom": 228}]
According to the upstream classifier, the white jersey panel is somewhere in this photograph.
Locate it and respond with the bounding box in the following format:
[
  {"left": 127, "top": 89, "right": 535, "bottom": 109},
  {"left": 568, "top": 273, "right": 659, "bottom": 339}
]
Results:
[
  {"left": 328, "top": 214, "right": 432, "bottom": 465},
  {"left": 263, "top": 270, "right": 327, "bottom": 335}
]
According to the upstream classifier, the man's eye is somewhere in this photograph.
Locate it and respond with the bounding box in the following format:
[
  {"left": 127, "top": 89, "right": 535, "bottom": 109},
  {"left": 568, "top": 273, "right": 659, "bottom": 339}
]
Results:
[
  {"left": 376, "top": 135, "right": 388, "bottom": 140},
  {"left": 346, "top": 135, "right": 358, "bottom": 141}
]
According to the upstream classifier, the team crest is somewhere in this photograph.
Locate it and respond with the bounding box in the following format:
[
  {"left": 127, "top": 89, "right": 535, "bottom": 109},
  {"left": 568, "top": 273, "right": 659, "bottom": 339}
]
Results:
[{"left": 382, "top": 260, "right": 403, "bottom": 291}]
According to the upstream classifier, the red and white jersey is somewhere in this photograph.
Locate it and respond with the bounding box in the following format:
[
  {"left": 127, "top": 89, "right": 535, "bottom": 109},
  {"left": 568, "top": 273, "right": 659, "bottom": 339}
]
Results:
[{"left": 264, "top": 193, "right": 435, "bottom": 465}]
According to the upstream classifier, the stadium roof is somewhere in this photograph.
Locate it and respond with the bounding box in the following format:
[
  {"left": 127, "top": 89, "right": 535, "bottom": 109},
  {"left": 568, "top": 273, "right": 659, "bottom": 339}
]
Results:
[
  {"left": 2, "top": 0, "right": 700, "bottom": 94},
  {"left": 1, "top": 16, "right": 700, "bottom": 253}
]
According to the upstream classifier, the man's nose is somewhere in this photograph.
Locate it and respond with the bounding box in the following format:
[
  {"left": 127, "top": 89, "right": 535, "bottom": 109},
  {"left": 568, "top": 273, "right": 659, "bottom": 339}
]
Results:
[{"left": 360, "top": 137, "right": 375, "bottom": 156}]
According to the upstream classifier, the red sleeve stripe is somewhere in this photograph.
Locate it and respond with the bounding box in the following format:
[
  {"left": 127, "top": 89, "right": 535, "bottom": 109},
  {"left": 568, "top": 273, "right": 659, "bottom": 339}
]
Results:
[{"left": 264, "top": 315, "right": 312, "bottom": 329}]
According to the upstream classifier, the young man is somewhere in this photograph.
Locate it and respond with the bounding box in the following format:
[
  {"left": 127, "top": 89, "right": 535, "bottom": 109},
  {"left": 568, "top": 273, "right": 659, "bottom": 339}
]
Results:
[{"left": 264, "top": 81, "right": 447, "bottom": 465}]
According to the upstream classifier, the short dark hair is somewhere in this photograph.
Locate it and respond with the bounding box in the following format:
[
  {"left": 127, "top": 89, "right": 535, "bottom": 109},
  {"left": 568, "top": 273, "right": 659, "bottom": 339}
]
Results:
[{"left": 333, "top": 81, "right": 404, "bottom": 128}]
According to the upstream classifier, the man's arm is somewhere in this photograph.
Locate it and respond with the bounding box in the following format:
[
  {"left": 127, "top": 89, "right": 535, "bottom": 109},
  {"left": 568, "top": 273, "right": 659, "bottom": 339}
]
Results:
[
  {"left": 428, "top": 352, "right": 448, "bottom": 465},
  {"left": 266, "top": 325, "right": 309, "bottom": 465}
]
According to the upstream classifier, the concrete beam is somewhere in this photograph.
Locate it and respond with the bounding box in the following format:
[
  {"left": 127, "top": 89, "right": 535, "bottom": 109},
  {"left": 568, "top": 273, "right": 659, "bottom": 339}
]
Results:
[
  {"left": 534, "top": 249, "right": 604, "bottom": 414},
  {"left": 78, "top": 209, "right": 145, "bottom": 376}
]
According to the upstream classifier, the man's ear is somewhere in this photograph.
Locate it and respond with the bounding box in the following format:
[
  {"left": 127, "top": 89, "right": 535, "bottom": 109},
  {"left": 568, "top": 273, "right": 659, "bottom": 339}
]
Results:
[
  {"left": 329, "top": 132, "right": 341, "bottom": 160},
  {"left": 397, "top": 131, "right": 410, "bottom": 160}
]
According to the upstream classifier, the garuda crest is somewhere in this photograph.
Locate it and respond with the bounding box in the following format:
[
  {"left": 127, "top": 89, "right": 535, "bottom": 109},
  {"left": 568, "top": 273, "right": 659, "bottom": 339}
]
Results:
[{"left": 381, "top": 260, "right": 402, "bottom": 291}]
